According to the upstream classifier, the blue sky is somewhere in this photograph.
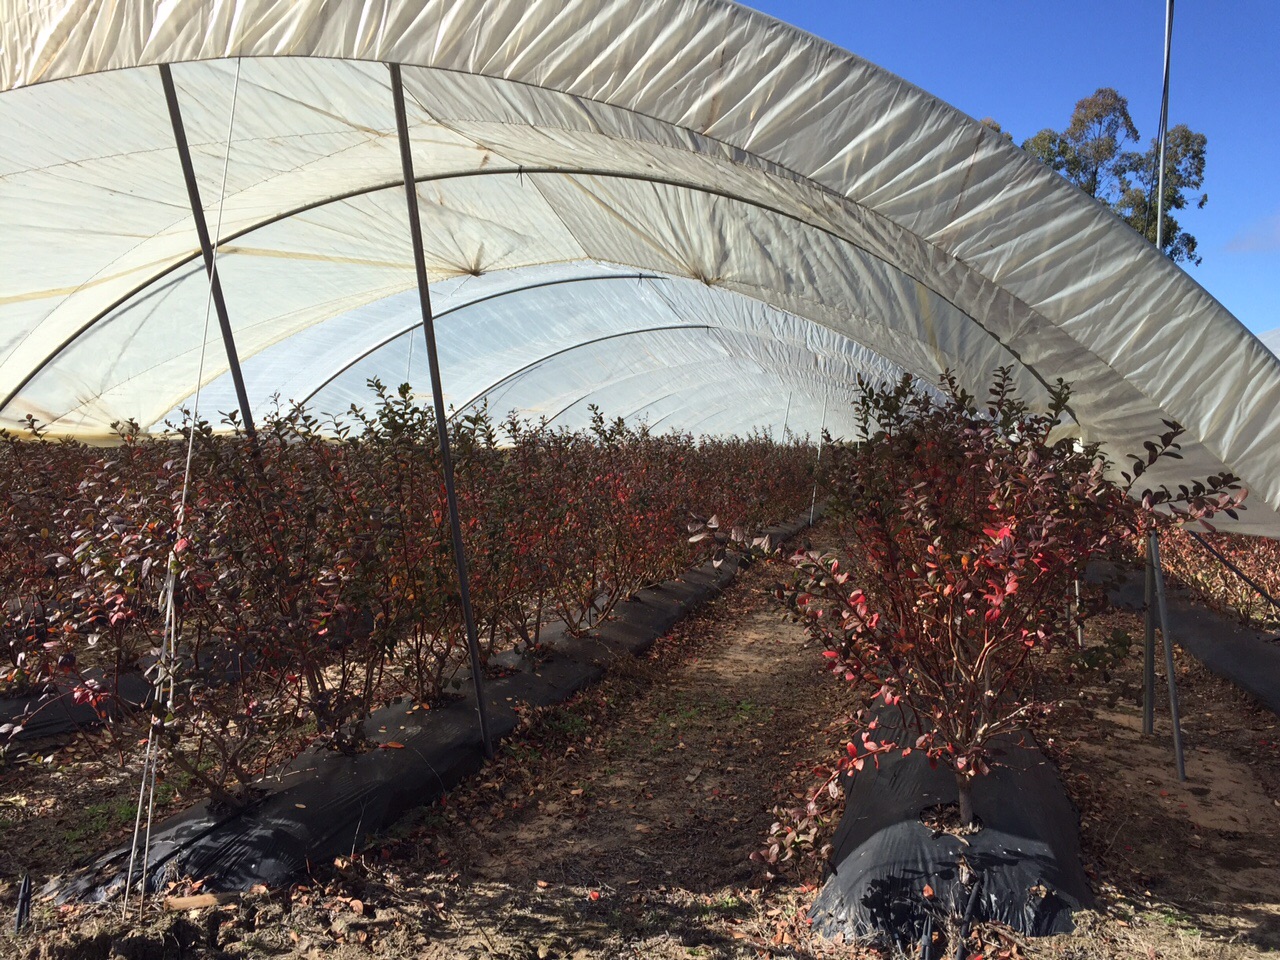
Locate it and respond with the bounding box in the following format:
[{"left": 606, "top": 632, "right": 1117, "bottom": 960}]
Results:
[{"left": 742, "top": 1, "right": 1278, "bottom": 337}]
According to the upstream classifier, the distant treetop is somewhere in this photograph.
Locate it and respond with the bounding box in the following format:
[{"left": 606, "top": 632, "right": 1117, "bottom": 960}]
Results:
[{"left": 1015, "top": 88, "right": 1207, "bottom": 265}]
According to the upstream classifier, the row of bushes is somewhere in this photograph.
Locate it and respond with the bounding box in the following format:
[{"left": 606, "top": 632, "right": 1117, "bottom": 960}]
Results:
[
  {"left": 1158, "top": 527, "right": 1280, "bottom": 629},
  {"left": 0, "top": 381, "right": 814, "bottom": 801}
]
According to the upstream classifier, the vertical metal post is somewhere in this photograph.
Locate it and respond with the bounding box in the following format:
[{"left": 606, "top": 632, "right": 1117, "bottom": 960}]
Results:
[
  {"left": 809, "top": 394, "right": 828, "bottom": 525},
  {"left": 1153, "top": 0, "right": 1175, "bottom": 254},
  {"left": 781, "top": 391, "right": 792, "bottom": 441},
  {"left": 1146, "top": 2, "right": 1180, "bottom": 778},
  {"left": 1073, "top": 579, "right": 1084, "bottom": 648},
  {"left": 389, "top": 63, "right": 493, "bottom": 759},
  {"left": 1143, "top": 538, "right": 1157, "bottom": 735},
  {"left": 159, "top": 63, "right": 256, "bottom": 442},
  {"left": 1150, "top": 532, "right": 1187, "bottom": 781}
]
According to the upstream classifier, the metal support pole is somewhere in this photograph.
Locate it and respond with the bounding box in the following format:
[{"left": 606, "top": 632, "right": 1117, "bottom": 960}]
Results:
[
  {"left": 389, "top": 63, "right": 494, "bottom": 759},
  {"left": 1143, "top": 539, "right": 1157, "bottom": 735},
  {"left": 159, "top": 63, "right": 257, "bottom": 442},
  {"left": 809, "top": 394, "right": 828, "bottom": 525},
  {"left": 1149, "top": 532, "right": 1187, "bottom": 781},
  {"left": 781, "top": 391, "right": 792, "bottom": 441},
  {"left": 1153, "top": 0, "right": 1174, "bottom": 254},
  {"left": 1073, "top": 579, "right": 1084, "bottom": 648}
]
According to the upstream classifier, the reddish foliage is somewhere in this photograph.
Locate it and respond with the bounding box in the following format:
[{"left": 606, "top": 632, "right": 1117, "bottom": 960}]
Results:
[
  {"left": 1158, "top": 526, "right": 1280, "bottom": 628},
  {"left": 1, "top": 385, "right": 811, "bottom": 802},
  {"left": 780, "top": 369, "right": 1241, "bottom": 825}
]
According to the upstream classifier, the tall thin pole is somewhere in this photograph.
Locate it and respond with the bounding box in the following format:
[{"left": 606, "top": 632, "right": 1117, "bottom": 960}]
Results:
[
  {"left": 781, "top": 391, "right": 792, "bottom": 440},
  {"left": 1070, "top": 579, "right": 1084, "bottom": 648},
  {"left": 1153, "top": 0, "right": 1175, "bottom": 254},
  {"left": 159, "top": 64, "right": 256, "bottom": 442},
  {"left": 1142, "top": 1, "right": 1175, "bottom": 736},
  {"left": 389, "top": 63, "right": 493, "bottom": 759},
  {"left": 1143, "top": 539, "right": 1157, "bottom": 736},
  {"left": 1150, "top": 532, "right": 1187, "bottom": 781},
  {"left": 809, "top": 394, "right": 828, "bottom": 525}
]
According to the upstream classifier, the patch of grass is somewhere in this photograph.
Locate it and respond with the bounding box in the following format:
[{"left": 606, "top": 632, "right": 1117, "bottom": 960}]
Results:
[
  {"left": 542, "top": 711, "right": 589, "bottom": 739},
  {"left": 1151, "top": 907, "right": 1197, "bottom": 929},
  {"left": 503, "top": 741, "right": 541, "bottom": 764},
  {"left": 385, "top": 803, "right": 449, "bottom": 839},
  {"left": 699, "top": 893, "right": 745, "bottom": 921},
  {"left": 732, "top": 699, "right": 771, "bottom": 724},
  {"left": 653, "top": 704, "right": 701, "bottom": 730},
  {"left": 61, "top": 798, "right": 137, "bottom": 850},
  {"left": 153, "top": 780, "right": 177, "bottom": 807},
  {"left": 711, "top": 696, "right": 774, "bottom": 726}
]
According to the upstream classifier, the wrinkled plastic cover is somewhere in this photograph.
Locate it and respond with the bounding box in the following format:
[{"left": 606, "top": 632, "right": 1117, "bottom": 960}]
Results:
[
  {"left": 1, "top": 1, "right": 1278, "bottom": 532},
  {"left": 1262, "top": 330, "right": 1280, "bottom": 358}
]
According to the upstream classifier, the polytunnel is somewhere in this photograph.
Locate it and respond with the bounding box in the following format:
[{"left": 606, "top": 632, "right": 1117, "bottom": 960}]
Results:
[{"left": 3, "top": 0, "right": 1280, "bottom": 533}]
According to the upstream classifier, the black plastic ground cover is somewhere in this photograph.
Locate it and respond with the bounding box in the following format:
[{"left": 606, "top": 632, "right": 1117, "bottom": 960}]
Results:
[
  {"left": 1092, "top": 561, "right": 1280, "bottom": 717},
  {"left": 2, "top": 648, "right": 247, "bottom": 743},
  {"left": 1, "top": 671, "right": 152, "bottom": 741},
  {"left": 58, "top": 513, "right": 812, "bottom": 901},
  {"left": 811, "top": 722, "right": 1094, "bottom": 945}
]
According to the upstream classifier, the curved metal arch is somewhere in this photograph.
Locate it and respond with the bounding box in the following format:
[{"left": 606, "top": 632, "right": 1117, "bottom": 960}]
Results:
[
  {"left": 632, "top": 368, "right": 857, "bottom": 433},
  {"left": 158, "top": 269, "right": 909, "bottom": 433},
  {"left": 532, "top": 350, "right": 863, "bottom": 429},
  {"left": 547, "top": 377, "right": 856, "bottom": 436},
  {"left": 675, "top": 389, "right": 840, "bottom": 438},
  {"left": 290, "top": 270, "right": 660, "bottom": 409},
  {"left": 2, "top": 162, "right": 1069, "bottom": 422},
  {"left": 452, "top": 316, "right": 873, "bottom": 426},
  {"left": 297, "top": 269, "right": 901, "bottom": 425},
  {"left": 449, "top": 323, "right": 714, "bottom": 417},
  {"left": 443, "top": 318, "right": 879, "bottom": 428}
]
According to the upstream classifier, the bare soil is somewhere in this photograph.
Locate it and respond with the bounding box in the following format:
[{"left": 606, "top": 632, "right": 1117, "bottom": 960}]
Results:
[
  {"left": 1036, "top": 594, "right": 1280, "bottom": 959},
  {"left": 5, "top": 557, "right": 1280, "bottom": 959},
  {"left": 1, "top": 737, "right": 188, "bottom": 884}
]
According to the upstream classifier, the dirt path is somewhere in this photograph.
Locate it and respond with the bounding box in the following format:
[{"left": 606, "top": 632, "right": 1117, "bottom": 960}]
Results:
[
  {"left": 392, "top": 556, "right": 850, "bottom": 958},
  {"left": 1039, "top": 599, "right": 1280, "bottom": 958}
]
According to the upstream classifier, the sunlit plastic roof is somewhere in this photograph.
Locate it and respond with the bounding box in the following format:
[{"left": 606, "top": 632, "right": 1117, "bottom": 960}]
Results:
[
  {"left": 2, "top": 0, "right": 1279, "bottom": 533},
  {"left": 1261, "top": 329, "right": 1280, "bottom": 359}
]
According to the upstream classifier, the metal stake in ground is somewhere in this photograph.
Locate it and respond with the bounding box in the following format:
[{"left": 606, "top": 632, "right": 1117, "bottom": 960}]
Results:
[
  {"left": 1145, "top": 0, "right": 1185, "bottom": 782},
  {"left": 1150, "top": 531, "right": 1187, "bottom": 781},
  {"left": 1074, "top": 579, "right": 1084, "bottom": 648},
  {"left": 1143, "top": 539, "right": 1157, "bottom": 736},
  {"left": 14, "top": 873, "right": 30, "bottom": 933},
  {"left": 389, "top": 62, "right": 494, "bottom": 759},
  {"left": 809, "top": 393, "right": 828, "bottom": 525}
]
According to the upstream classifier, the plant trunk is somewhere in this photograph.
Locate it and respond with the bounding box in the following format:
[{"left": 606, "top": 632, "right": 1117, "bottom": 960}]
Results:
[{"left": 956, "top": 773, "right": 975, "bottom": 827}]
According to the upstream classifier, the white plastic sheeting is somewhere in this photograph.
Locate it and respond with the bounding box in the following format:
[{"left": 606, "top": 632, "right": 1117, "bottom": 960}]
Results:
[
  {"left": 178, "top": 265, "right": 898, "bottom": 437},
  {"left": 1, "top": 1, "right": 1279, "bottom": 533},
  {"left": 1262, "top": 330, "right": 1280, "bottom": 359}
]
